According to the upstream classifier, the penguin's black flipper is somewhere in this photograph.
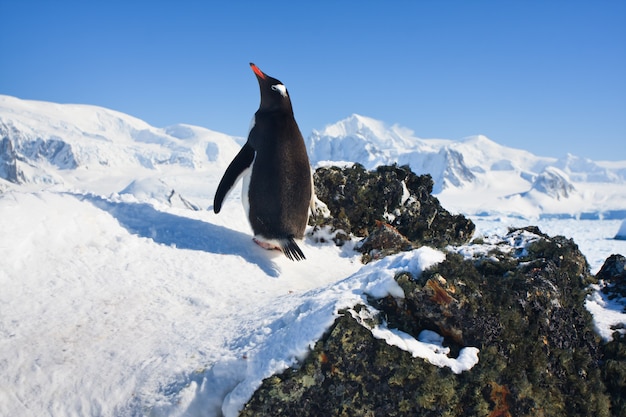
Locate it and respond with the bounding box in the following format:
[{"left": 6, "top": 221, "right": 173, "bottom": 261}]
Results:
[
  {"left": 281, "top": 237, "right": 306, "bottom": 261},
  {"left": 214, "top": 143, "right": 255, "bottom": 213}
]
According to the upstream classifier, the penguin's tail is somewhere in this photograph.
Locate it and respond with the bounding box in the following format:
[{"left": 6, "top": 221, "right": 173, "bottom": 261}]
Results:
[{"left": 281, "top": 237, "right": 306, "bottom": 261}]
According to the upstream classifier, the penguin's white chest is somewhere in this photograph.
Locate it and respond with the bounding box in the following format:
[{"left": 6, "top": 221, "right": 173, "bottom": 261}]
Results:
[
  {"left": 241, "top": 153, "right": 255, "bottom": 222},
  {"left": 242, "top": 114, "right": 256, "bottom": 221}
]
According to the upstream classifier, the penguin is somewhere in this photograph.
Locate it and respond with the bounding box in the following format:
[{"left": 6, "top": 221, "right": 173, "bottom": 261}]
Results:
[{"left": 213, "top": 63, "right": 313, "bottom": 261}]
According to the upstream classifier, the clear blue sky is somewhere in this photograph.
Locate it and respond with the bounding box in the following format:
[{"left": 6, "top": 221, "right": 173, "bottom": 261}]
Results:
[{"left": 1, "top": 0, "right": 625, "bottom": 161}]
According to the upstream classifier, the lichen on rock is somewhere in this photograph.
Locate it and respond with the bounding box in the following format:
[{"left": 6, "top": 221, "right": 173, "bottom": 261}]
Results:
[
  {"left": 239, "top": 165, "right": 623, "bottom": 417},
  {"left": 357, "top": 220, "right": 414, "bottom": 263},
  {"left": 597, "top": 253, "right": 626, "bottom": 309},
  {"left": 595, "top": 254, "right": 626, "bottom": 415},
  {"left": 240, "top": 309, "right": 465, "bottom": 417},
  {"left": 309, "top": 163, "right": 475, "bottom": 260},
  {"left": 242, "top": 227, "right": 614, "bottom": 416}
]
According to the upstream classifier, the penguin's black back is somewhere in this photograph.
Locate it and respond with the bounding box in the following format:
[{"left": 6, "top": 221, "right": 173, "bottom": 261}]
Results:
[{"left": 247, "top": 110, "right": 311, "bottom": 240}]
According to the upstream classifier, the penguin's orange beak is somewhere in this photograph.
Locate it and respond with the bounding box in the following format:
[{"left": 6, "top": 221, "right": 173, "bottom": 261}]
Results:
[{"left": 250, "top": 63, "right": 266, "bottom": 80}]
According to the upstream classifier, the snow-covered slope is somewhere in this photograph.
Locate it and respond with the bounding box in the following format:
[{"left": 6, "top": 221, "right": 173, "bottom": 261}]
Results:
[
  {"left": 307, "top": 114, "right": 626, "bottom": 219},
  {"left": 0, "top": 178, "right": 473, "bottom": 417}
]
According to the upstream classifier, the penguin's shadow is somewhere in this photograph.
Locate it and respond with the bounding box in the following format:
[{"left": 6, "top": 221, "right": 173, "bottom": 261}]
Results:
[{"left": 78, "top": 194, "right": 280, "bottom": 277}]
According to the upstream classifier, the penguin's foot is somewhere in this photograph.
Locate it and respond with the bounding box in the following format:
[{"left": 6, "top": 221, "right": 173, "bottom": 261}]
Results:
[
  {"left": 253, "top": 237, "right": 282, "bottom": 252},
  {"left": 253, "top": 237, "right": 306, "bottom": 261}
]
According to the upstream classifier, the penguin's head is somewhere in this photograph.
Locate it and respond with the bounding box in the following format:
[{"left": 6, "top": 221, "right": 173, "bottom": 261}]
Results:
[{"left": 250, "top": 63, "right": 293, "bottom": 113}]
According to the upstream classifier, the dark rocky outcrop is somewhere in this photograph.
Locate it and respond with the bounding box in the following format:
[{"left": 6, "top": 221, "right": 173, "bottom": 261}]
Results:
[
  {"left": 597, "top": 254, "right": 626, "bottom": 308},
  {"left": 357, "top": 221, "right": 414, "bottom": 263},
  {"left": 596, "top": 254, "right": 626, "bottom": 415},
  {"left": 242, "top": 227, "right": 614, "bottom": 416},
  {"left": 241, "top": 309, "right": 463, "bottom": 417},
  {"left": 240, "top": 165, "right": 625, "bottom": 417},
  {"left": 309, "top": 164, "right": 475, "bottom": 260},
  {"left": 601, "top": 331, "right": 626, "bottom": 417}
]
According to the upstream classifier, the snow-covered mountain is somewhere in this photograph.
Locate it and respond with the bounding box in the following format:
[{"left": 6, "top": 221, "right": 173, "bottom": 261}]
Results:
[
  {"left": 524, "top": 166, "right": 576, "bottom": 200},
  {"left": 306, "top": 114, "right": 477, "bottom": 192},
  {"left": 1, "top": 95, "right": 625, "bottom": 218},
  {"left": 307, "top": 114, "right": 626, "bottom": 219},
  {"left": 0, "top": 94, "right": 242, "bottom": 206}
]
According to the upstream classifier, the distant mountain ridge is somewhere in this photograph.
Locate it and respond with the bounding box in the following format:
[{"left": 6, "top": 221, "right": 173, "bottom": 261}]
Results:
[
  {"left": 307, "top": 114, "right": 626, "bottom": 219},
  {"left": 0, "top": 94, "right": 242, "bottom": 194},
  {"left": 1, "top": 95, "right": 625, "bottom": 219},
  {"left": 307, "top": 113, "right": 625, "bottom": 189}
]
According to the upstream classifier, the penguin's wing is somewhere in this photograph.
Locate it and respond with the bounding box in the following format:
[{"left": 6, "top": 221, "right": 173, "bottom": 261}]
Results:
[{"left": 213, "top": 143, "right": 255, "bottom": 213}]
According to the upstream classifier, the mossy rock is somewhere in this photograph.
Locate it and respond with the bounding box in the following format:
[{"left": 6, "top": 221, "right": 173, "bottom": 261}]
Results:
[
  {"left": 242, "top": 227, "right": 614, "bottom": 417},
  {"left": 595, "top": 254, "right": 626, "bottom": 414},
  {"left": 377, "top": 228, "right": 610, "bottom": 416},
  {"left": 597, "top": 254, "right": 626, "bottom": 305},
  {"left": 240, "top": 310, "right": 464, "bottom": 417},
  {"left": 358, "top": 221, "right": 414, "bottom": 264},
  {"left": 601, "top": 331, "right": 626, "bottom": 416},
  {"left": 311, "top": 164, "right": 475, "bottom": 252}
]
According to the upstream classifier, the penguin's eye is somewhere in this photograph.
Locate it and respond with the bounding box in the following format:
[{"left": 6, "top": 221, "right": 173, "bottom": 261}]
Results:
[{"left": 271, "top": 84, "right": 287, "bottom": 98}]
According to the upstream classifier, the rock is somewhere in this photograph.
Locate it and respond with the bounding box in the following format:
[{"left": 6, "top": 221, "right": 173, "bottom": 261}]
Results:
[
  {"left": 596, "top": 254, "right": 626, "bottom": 416},
  {"left": 241, "top": 227, "right": 614, "bottom": 417},
  {"left": 601, "top": 332, "right": 626, "bottom": 417},
  {"left": 597, "top": 254, "right": 626, "bottom": 307},
  {"left": 240, "top": 309, "right": 464, "bottom": 417},
  {"left": 310, "top": 164, "right": 475, "bottom": 257},
  {"left": 306, "top": 197, "right": 353, "bottom": 247},
  {"left": 241, "top": 165, "right": 623, "bottom": 416},
  {"left": 357, "top": 221, "right": 414, "bottom": 264}
]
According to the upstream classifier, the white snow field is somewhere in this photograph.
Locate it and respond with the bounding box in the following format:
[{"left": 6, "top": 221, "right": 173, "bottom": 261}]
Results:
[
  {"left": 1, "top": 95, "right": 625, "bottom": 416},
  {"left": 0, "top": 189, "right": 471, "bottom": 417}
]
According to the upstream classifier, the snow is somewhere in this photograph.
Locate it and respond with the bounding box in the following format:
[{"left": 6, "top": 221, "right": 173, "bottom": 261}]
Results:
[
  {"left": 350, "top": 306, "right": 480, "bottom": 375},
  {"left": 454, "top": 227, "right": 542, "bottom": 261},
  {"left": 1, "top": 95, "right": 625, "bottom": 416},
  {"left": 0, "top": 189, "right": 352, "bottom": 416},
  {"left": 0, "top": 188, "right": 461, "bottom": 417},
  {"left": 585, "top": 288, "right": 626, "bottom": 340}
]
